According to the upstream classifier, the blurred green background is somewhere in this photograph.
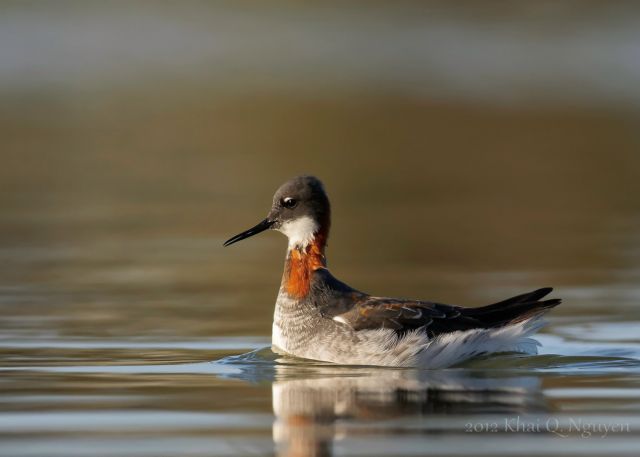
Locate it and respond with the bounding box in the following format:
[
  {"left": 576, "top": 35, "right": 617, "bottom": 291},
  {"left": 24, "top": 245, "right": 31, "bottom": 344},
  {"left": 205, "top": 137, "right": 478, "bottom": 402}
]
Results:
[{"left": 1, "top": 0, "right": 639, "bottom": 340}]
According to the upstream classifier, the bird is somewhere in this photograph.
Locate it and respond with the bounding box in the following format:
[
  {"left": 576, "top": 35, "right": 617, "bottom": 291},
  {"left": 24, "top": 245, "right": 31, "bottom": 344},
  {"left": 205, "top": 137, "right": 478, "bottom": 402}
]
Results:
[{"left": 223, "top": 175, "right": 561, "bottom": 368}]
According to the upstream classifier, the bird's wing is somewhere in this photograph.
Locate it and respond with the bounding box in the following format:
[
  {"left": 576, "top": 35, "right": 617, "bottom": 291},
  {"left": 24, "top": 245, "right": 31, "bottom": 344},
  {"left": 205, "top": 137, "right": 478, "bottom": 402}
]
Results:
[
  {"left": 331, "top": 288, "right": 561, "bottom": 338},
  {"left": 331, "top": 296, "right": 475, "bottom": 336}
]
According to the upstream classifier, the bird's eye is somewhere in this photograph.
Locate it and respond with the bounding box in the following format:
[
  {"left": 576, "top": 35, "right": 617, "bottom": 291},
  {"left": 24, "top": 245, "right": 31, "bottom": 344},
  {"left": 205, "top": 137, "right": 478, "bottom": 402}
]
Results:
[{"left": 282, "top": 197, "right": 297, "bottom": 209}]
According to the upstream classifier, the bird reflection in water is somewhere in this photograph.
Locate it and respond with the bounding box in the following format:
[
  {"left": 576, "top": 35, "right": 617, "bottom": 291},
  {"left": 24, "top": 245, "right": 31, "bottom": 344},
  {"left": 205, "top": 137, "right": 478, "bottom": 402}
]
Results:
[{"left": 221, "top": 352, "right": 548, "bottom": 457}]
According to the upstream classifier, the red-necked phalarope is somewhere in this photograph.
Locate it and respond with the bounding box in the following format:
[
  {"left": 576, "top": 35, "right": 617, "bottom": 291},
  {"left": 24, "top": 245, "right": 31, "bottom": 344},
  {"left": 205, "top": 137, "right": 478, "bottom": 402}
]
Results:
[{"left": 224, "top": 175, "right": 561, "bottom": 368}]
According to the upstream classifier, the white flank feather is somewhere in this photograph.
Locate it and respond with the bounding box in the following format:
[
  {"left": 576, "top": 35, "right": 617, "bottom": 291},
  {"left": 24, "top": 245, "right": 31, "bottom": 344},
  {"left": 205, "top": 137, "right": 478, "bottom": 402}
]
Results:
[{"left": 416, "top": 316, "right": 546, "bottom": 368}]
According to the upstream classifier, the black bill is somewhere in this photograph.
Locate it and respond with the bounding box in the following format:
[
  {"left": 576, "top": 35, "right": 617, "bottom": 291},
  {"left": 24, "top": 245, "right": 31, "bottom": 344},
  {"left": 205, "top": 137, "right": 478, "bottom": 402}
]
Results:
[{"left": 223, "top": 218, "right": 275, "bottom": 247}]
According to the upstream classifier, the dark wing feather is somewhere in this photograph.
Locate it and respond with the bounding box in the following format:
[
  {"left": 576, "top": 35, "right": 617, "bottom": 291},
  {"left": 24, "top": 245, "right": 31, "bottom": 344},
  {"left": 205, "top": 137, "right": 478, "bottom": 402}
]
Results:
[
  {"left": 332, "top": 288, "right": 561, "bottom": 338},
  {"left": 465, "top": 287, "right": 553, "bottom": 313},
  {"left": 333, "top": 296, "right": 477, "bottom": 336}
]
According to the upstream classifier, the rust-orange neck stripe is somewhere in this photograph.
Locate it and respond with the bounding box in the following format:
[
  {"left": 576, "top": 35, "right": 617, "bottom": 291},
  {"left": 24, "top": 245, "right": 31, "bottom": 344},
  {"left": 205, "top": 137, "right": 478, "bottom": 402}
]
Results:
[{"left": 282, "top": 232, "right": 327, "bottom": 298}]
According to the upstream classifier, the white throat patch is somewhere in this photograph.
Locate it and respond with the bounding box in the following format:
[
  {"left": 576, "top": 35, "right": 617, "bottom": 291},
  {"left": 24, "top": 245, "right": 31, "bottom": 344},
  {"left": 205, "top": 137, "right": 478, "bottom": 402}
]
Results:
[{"left": 279, "top": 216, "right": 319, "bottom": 249}]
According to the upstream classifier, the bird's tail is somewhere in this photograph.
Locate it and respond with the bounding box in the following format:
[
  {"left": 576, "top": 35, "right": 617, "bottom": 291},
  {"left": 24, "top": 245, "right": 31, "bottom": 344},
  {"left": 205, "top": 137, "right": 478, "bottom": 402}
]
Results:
[{"left": 462, "top": 287, "right": 561, "bottom": 328}]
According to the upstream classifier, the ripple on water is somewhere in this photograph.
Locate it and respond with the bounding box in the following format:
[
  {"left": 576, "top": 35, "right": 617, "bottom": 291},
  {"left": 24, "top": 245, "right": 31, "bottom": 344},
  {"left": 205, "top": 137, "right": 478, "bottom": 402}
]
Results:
[
  {"left": 4, "top": 319, "right": 640, "bottom": 377},
  {"left": 2, "top": 323, "right": 640, "bottom": 457}
]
